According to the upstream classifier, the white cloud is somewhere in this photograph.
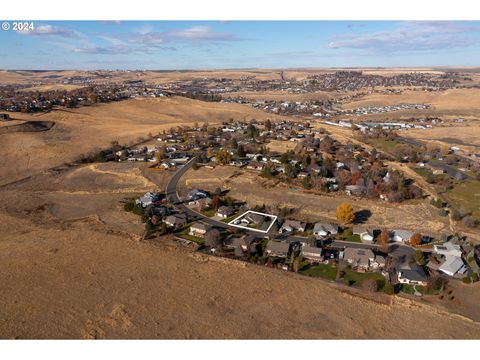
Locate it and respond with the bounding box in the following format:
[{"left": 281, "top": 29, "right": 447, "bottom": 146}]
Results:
[
  {"left": 327, "top": 21, "right": 480, "bottom": 53},
  {"left": 16, "top": 24, "right": 78, "bottom": 38}
]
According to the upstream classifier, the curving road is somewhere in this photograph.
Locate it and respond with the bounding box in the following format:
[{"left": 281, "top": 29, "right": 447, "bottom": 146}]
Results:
[{"left": 165, "top": 158, "right": 240, "bottom": 230}]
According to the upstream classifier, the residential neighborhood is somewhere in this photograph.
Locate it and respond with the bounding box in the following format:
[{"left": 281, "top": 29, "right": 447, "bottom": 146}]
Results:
[{"left": 120, "top": 119, "right": 480, "bottom": 300}]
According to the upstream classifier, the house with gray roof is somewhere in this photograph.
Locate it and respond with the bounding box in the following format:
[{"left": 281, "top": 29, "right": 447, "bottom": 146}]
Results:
[
  {"left": 280, "top": 219, "right": 307, "bottom": 234},
  {"left": 301, "top": 245, "right": 323, "bottom": 261},
  {"left": 391, "top": 229, "right": 414, "bottom": 243},
  {"left": 265, "top": 241, "right": 290, "bottom": 258},
  {"left": 216, "top": 206, "right": 235, "bottom": 218},
  {"left": 439, "top": 256, "right": 468, "bottom": 277},
  {"left": 397, "top": 268, "right": 428, "bottom": 286},
  {"left": 164, "top": 214, "right": 188, "bottom": 228},
  {"left": 313, "top": 222, "right": 339, "bottom": 238},
  {"left": 343, "top": 248, "right": 375, "bottom": 271}
]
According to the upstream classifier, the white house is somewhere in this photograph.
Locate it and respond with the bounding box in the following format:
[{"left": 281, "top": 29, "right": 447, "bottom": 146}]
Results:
[
  {"left": 439, "top": 256, "right": 468, "bottom": 277},
  {"left": 433, "top": 242, "right": 463, "bottom": 258},
  {"left": 391, "top": 229, "right": 414, "bottom": 243}
]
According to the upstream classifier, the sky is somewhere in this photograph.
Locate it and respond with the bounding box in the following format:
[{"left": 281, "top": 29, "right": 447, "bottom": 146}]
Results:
[{"left": 0, "top": 21, "right": 480, "bottom": 70}]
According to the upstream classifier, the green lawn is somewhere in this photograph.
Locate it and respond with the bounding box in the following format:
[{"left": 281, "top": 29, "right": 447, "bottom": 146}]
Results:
[
  {"left": 201, "top": 208, "right": 217, "bottom": 217},
  {"left": 412, "top": 166, "right": 433, "bottom": 179},
  {"left": 400, "top": 283, "right": 440, "bottom": 295},
  {"left": 221, "top": 212, "right": 241, "bottom": 223},
  {"left": 342, "top": 234, "right": 362, "bottom": 243},
  {"left": 368, "top": 138, "right": 399, "bottom": 154},
  {"left": 300, "top": 263, "right": 338, "bottom": 281},
  {"left": 444, "top": 180, "right": 480, "bottom": 221},
  {"left": 343, "top": 269, "right": 385, "bottom": 290}
]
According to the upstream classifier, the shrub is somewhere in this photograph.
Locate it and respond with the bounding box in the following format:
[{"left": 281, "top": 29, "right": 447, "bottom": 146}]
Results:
[
  {"left": 462, "top": 276, "right": 472, "bottom": 284},
  {"left": 462, "top": 216, "right": 477, "bottom": 228},
  {"left": 431, "top": 198, "right": 444, "bottom": 208},
  {"left": 124, "top": 201, "right": 135, "bottom": 212},
  {"left": 383, "top": 282, "right": 395, "bottom": 295},
  {"left": 452, "top": 210, "right": 463, "bottom": 221},
  {"left": 472, "top": 273, "right": 479, "bottom": 283},
  {"left": 343, "top": 228, "right": 353, "bottom": 237},
  {"left": 437, "top": 209, "right": 448, "bottom": 217}
]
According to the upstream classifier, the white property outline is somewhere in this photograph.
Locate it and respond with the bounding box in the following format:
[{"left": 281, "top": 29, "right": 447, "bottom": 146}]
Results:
[{"left": 228, "top": 210, "right": 278, "bottom": 234}]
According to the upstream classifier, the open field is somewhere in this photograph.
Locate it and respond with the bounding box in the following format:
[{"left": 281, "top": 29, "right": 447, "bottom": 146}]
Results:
[
  {"left": 403, "top": 124, "right": 480, "bottom": 154},
  {"left": 267, "top": 139, "right": 298, "bottom": 153},
  {"left": 19, "top": 84, "right": 87, "bottom": 92},
  {"left": 1, "top": 161, "right": 480, "bottom": 339},
  {"left": 0, "top": 96, "right": 285, "bottom": 186}
]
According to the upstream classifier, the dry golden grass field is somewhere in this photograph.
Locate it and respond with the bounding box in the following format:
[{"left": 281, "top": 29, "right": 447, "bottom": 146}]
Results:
[{"left": 0, "top": 96, "right": 284, "bottom": 186}]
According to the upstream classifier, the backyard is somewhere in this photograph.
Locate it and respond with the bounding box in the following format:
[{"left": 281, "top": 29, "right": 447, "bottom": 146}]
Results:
[{"left": 343, "top": 268, "right": 386, "bottom": 290}]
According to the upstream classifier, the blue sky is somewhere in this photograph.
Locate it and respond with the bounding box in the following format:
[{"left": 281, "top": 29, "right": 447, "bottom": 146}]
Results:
[{"left": 1, "top": 21, "right": 480, "bottom": 69}]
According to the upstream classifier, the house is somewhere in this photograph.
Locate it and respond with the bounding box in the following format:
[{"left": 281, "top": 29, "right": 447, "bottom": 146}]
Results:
[
  {"left": 397, "top": 268, "right": 428, "bottom": 286},
  {"left": 313, "top": 222, "right": 339, "bottom": 238},
  {"left": 280, "top": 219, "right": 307, "bottom": 234},
  {"left": 245, "top": 212, "right": 266, "bottom": 226},
  {"left": 187, "top": 189, "right": 208, "bottom": 201},
  {"left": 343, "top": 248, "right": 375, "bottom": 271},
  {"left": 216, "top": 206, "right": 235, "bottom": 218},
  {"left": 301, "top": 245, "right": 323, "bottom": 261},
  {"left": 433, "top": 242, "right": 463, "bottom": 257},
  {"left": 391, "top": 229, "right": 414, "bottom": 243},
  {"left": 239, "top": 234, "right": 259, "bottom": 252},
  {"left": 189, "top": 222, "right": 212, "bottom": 238},
  {"left": 352, "top": 226, "right": 374, "bottom": 242},
  {"left": 265, "top": 241, "right": 290, "bottom": 257},
  {"left": 191, "top": 197, "right": 212, "bottom": 209},
  {"left": 135, "top": 192, "right": 158, "bottom": 208},
  {"left": 223, "top": 235, "right": 245, "bottom": 250},
  {"left": 246, "top": 161, "right": 264, "bottom": 171},
  {"left": 345, "top": 185, "right": 366, "bottom": 196},
  {"left": 439, "top": 256, "right": 468, "bottom": 277},
  {"left": 164, "top": 214, "right": 187, "bottom": 228}
]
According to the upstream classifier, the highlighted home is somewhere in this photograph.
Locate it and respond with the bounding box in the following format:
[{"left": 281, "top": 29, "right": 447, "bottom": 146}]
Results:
[{"left": 228, "top": 210, "right": 277, "bottom": 234}]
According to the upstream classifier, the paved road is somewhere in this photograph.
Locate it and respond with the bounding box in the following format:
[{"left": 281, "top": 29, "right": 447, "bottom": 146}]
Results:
[{"left": 287, "top": 235, "right": 381, "bottom": 250}]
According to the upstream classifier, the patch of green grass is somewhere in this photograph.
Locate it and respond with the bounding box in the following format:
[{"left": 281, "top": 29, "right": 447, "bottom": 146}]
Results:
[
  {"left": 400, "top": 284, "right": 438, "bottom": 295},
  {"left": 412, "top": 166, "right": 433, "bottom": 178},
  {"left": 343, "top": 269, "right": 385, "bottom": 290},
  {"left": 368, "top": 138, "right": 399, "bottom": 153},
  {"left": 400, "top": 283, "right": 416, "bottom": 294},
  {"left": 444, "top": 180, "right": 480, "bottom": 221},
  {"left": 300, "top": 263, "right": 338, "bottom": 281},
  {"left": 201, "top": 208, "right": 216, "bottom": 217},
  {"left": 342, "top": 234, "right": 362, "bottom": 243},
  {"left": 221, "top": 212, "right": 240, "bottom": 223}
]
